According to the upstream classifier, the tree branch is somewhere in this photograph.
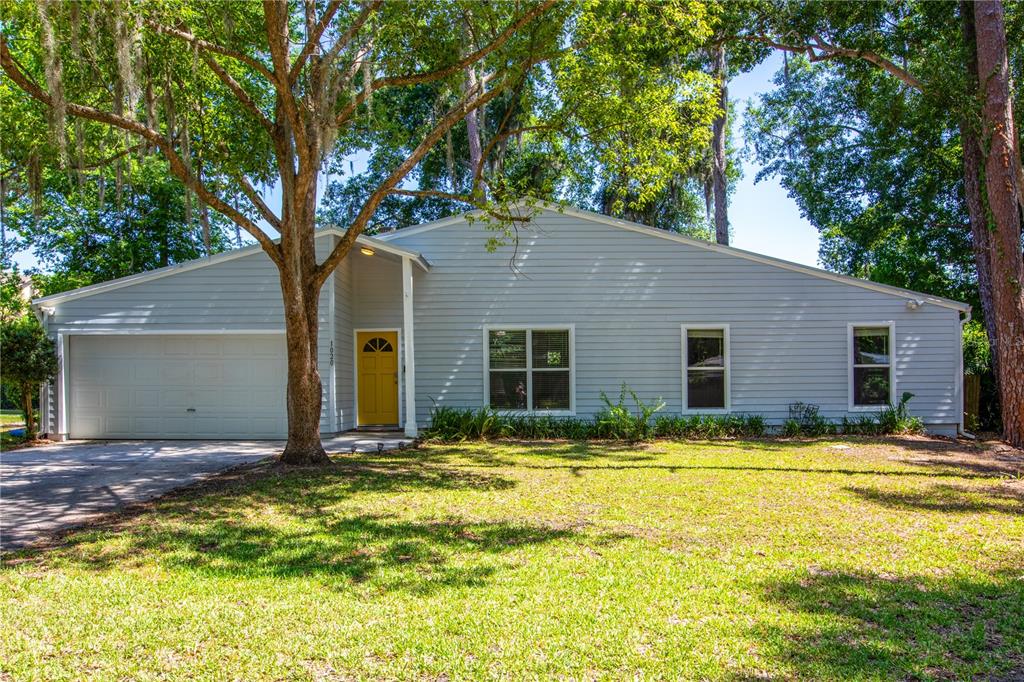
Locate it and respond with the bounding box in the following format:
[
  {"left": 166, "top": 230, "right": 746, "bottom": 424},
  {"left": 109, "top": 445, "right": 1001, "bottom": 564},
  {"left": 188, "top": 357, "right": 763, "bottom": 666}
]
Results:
[
  {"left": 388, "top": 189, "right": 531, "bottom": 222},
  {"left": 320, "top": 0, "right": 381, "bottom": 69},
  {"left": 335, "top": 0, "right": 557, "bottom": 126},
  {"left": 316, "top": 77, "right": 515, "bottom": 287},
  {"left": 745, "top": 34, "right": 925, "bottom": 91},
  {"left": 145, "top": 20, "right": 275, "bottom": 82},
  {"left": 234, "top": 173, "right": 282, "bottom": 231},
  {"left": 289, "top": 0, "right": 376, "bottom": 81},
  {"left": 200, "top": 53, "right": 274, "bottom": 134},
  {"left": 1, "top": 36, "right": 283, "bottom": 267}
]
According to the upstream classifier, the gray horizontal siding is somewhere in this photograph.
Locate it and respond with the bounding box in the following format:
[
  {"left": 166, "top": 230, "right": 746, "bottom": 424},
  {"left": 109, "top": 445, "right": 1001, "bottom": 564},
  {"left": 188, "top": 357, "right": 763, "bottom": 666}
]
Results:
[
  {"left": 389, "top": 209, "right": 962, "bottom": 428},
  {"left": 48, "top": 235, "right": 339, "bottom": 434},
  {"left": 334, "top": 254, "right": 355, "bottom": 431}
]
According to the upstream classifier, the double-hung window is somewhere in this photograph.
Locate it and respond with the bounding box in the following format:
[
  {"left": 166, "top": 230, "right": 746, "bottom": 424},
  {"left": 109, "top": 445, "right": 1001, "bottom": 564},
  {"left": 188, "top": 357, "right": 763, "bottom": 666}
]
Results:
[
  {"left": 486, "top": 327, "right": 573, "bottom": 412},
  {"left": 850, "top": 324, "right": 894, "bottom": 407},
  {"left": 682, "top": 326, "right": 729, "bottom": 410}
]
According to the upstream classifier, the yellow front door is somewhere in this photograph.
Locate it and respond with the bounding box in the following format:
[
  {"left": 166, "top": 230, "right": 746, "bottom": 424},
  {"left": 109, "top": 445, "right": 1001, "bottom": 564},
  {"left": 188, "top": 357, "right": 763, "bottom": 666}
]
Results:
[{"left": 357, "top": 331, "right": 399, "bottom": 426}]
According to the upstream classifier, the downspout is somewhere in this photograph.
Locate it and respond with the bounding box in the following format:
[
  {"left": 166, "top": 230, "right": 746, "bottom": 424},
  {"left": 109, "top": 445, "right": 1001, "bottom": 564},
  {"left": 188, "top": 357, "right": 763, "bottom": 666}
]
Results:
[{"left": 958, "top": 308, "right": 975, "bottom": 439}]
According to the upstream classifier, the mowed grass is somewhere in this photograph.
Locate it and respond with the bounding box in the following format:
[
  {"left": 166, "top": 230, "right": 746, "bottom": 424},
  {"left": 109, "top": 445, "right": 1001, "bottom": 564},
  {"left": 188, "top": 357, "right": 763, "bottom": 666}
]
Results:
[
  {"left": 0, "top": 410, "right": 27, "bottom": 449},
  {"left": 2, "top": 439, "right": 1023, "bottom": 680}
]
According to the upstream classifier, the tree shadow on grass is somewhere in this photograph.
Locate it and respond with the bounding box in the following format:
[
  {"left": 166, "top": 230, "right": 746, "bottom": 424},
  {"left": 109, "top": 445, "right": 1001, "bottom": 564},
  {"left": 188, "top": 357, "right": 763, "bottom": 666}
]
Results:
[
  {"left": 68, "top": 513, "right": 577, "bottom": 595},
  {"left": 741, "top": 569, "right": 1024, "bottom": 681},
  {"left": 847, "top": 482, "right": 1024, "bottom": 515},
  {"left": 4, "top": 453, "right": 592, "bottom": 594},
  {"left": 406, "top": 446, "right": 998, "bottom": 481}
]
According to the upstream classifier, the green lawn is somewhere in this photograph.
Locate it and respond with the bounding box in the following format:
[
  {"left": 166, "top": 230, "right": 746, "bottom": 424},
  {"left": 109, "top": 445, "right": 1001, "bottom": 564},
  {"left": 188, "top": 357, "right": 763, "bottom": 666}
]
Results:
[
  {"left": 0, "top": 410, "right": 27, "bottom": 449},
  {"left": 2, "top": 438, "right": 1022, "bottom": 680}
]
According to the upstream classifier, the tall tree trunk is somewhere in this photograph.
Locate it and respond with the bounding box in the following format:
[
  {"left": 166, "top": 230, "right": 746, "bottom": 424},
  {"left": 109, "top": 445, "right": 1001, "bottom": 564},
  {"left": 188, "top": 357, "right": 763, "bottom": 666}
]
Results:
[
  {"left": 974, "top": 0, "right": 1024, "bottom": 447},
  {"left": 278, "top": 182, "right": 330, "bottom": 465},
  {"left": 960, "top": 2, "right": 1000, "bottom": 384},
  {"left": 20, "top": 380, "right": 36, "bottom": 440},
  {"left": 464, "top": 65, "right": 483, "bottom": 196},
  {"left": 711, "top": 43, "right": 729, "bottom": 246},
  {"left": 279, "top": 270, "right": 328, "bottom": 465}
]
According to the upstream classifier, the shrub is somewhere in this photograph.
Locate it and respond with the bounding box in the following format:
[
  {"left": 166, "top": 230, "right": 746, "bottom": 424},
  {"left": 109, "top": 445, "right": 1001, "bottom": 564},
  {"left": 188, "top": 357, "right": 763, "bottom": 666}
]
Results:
[
  {"left": 878, "top": 391, "right": 924, "bottom": 435},
  {"left": 422, "top": 394, "right": 923, "bottom": 443},
  {"left": 781, "top": 418, "right": 803, "bottom": 437},
  {"left": 652, "top": 413, "right": 766, "bottom": 439},
  {"left": 594, "top": 383, "right": 665, "bottom": 441},
  {"left": 0, "top": 317, "right": 59, "bottom": 439},
  {"left": 788, "top": 402, "right": 834, "bottom": 436},
  {"left": 841, "top": 415, "right": 881, "bottom": 436},
  {"left": 962, "top": 320, "right": 991, "bottom": 376}
]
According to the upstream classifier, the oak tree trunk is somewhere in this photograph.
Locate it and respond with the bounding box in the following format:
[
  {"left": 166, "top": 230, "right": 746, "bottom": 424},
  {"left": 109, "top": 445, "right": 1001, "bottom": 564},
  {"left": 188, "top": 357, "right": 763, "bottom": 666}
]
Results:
[
  {"left": 960, "top": 2, "right": 1000, "bottom": 383},
  {"left": 279, "top": 272, "right": 329, "bottom": 465},
  {"left": 277, "top": 182, "right": 330, "bottom": 465},
  {"left": 974, "top": 0, "right": 1024, "bottom": 447},
  {"left": 711, "top": 44, "right": 729, "bottom": 246}
]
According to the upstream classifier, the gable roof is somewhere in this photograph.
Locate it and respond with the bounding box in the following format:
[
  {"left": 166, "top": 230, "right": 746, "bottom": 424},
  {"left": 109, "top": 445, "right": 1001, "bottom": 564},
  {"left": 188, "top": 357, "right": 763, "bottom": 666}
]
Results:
[
  {"left": 32, "top": 229, "right": 430, "bottom": 308},
  {"left": 378, "top": 200, "right": 971, "bottom": 312}
]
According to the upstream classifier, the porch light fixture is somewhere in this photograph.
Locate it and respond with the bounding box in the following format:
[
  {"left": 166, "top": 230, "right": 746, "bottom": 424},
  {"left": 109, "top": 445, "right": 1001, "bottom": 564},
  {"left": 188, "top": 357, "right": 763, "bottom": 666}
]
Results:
[{"left": 360, "top": 247, "right": 376, "bottom": 257}]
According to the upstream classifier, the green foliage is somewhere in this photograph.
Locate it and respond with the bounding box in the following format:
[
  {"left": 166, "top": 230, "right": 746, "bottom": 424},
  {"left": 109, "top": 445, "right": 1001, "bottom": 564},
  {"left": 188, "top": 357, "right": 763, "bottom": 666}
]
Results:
[
  {"left": 781, "top": 418, "right": 803, "bottom": 438},
  {"left": 593, "top": 383, "right": 666, "bottom": 441},
  {"left": 8, "top": 158, "right": 235, "bottom": 293},
  {"left": 878, "top": 392, "right": 924, "bottom": 435},
  {"left": 0, "top": 315, "right": 58, "bottom": 438},
  {"left": 962, "top": 320, "right": 991, "bottom": 376},
  {"left": 788, "top": 402, "right": 835, "bottom": 436},
  {"left": 425, "top": 392, "right": 927, "bottom": 443},
  {"left": 321, "top": 0, "right": 723, "bottom": 239},
  {"left": 653, "top": 413, "right": 766, "bottom": 438},
  {"left": 841, "top": 415, "right": 884, "bottom": 436},
  {"left": 744, "top": 55, "right": 977, "bottom": 309},
  {"left": 0, "top": 267, "right": 28, "bottom": 323}
]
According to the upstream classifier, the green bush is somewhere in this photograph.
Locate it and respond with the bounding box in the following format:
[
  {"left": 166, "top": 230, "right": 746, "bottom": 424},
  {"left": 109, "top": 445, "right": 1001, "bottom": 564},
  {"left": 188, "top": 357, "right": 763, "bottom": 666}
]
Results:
[
  {"left": 788, "top": 402, "right": 835, "bottom": 436},
  {"left": 841, "top": 415, "right": 882, "bottom": 435},
  {"left": 652, "top": 413, "right": 766, "bottom": 439},
  {"left": 423, "top": 394, "right": 923, "bottom": 443},
  {"left": 781, "top": 418, "right": 803, "bottom": 437},
  {"left": 593, "top": 383, "right": 665, "bottom": 441},
  {"left": 962, "top": 320, "right": 991, "bottom": 376},
  {"left": 878, "top": 392, "right": 924, "bottom": 435}
]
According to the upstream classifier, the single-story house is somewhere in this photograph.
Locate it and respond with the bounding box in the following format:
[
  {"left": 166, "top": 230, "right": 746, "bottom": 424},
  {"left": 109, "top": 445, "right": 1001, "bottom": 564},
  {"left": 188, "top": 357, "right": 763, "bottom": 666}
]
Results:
[{"left": 31, "top": 202, "right": 971, "bottom": 440}]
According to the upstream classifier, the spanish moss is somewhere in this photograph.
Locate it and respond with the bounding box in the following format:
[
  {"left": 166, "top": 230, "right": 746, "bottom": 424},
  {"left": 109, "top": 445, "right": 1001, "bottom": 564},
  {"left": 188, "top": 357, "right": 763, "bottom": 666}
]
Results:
[{"left": 37, "top": 0, "right": 67, "bottom": 163}]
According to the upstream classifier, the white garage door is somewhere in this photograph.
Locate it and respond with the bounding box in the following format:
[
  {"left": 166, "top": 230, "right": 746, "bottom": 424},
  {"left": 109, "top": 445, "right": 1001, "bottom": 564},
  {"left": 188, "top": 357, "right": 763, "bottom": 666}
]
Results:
[{"left": 70, "top": 334, "right": 287, "bottom": 439}]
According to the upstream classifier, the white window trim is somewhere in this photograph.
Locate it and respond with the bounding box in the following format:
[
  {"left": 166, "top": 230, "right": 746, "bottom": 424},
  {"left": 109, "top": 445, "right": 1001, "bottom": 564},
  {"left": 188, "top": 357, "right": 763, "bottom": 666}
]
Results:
[
  {"left": 681, "top": 324, "right": 731, "bottom": 413},
  {"left": 482, "top": 324, "right": 576, "bottom": 415},
  {"left": 847, "top": 321, "right": 896, "bottom": 411}
]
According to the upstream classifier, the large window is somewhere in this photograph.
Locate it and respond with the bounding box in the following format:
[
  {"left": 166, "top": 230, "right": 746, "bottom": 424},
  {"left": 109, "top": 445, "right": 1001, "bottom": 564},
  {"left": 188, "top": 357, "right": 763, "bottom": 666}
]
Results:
[
  {"left": 683, "top": 326, "right": 729, "bottom": 410},
  {"left": 486, "top": 327, "right": 573, "bottom": 412},
  {"left": 850, "top": 324, "right": 893, "bottom": 407}
]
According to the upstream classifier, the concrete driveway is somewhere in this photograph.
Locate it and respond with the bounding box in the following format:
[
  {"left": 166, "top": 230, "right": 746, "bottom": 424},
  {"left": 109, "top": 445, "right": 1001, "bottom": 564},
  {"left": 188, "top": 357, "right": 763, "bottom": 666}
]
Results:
[{"left": 0, "top": 433, "right": 411, "bottom": 552}]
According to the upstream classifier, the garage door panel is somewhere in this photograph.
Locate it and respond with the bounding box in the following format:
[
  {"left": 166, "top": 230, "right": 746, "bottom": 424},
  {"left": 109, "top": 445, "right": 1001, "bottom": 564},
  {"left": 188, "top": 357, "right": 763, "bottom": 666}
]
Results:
[
  {"left": 160, "top": 361, "right": 194, "bottom": 384},
  {"left": 70, "top": 334, "right": 286, "bottom": 439},
  {"left": 105, "top": 390, "right": 131, "bottom": 410},
  {"left": 133, "top": 364, "right": 161, "bottom": 382},
  {"left": 73, "top": 389, "right": 103, "bottom": 409},
  {"left": 133, "top": 389, "right": 161, "bottom": 409}
]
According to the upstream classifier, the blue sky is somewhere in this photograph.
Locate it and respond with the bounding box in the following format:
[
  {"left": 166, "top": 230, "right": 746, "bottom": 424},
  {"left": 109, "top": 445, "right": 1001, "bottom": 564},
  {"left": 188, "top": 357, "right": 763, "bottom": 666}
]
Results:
[
  {"left": 12, "top": 52, "right": 821, "bottom": 270},
  {"left": 728, "top": 52, "right": 819, "bottom": 266}
]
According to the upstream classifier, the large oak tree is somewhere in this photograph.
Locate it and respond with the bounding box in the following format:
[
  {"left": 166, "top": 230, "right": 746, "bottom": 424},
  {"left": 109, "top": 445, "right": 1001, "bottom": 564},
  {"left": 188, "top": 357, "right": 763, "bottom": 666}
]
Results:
[{"left": 1, "top": 0, "right": 719, "bottom": 462}]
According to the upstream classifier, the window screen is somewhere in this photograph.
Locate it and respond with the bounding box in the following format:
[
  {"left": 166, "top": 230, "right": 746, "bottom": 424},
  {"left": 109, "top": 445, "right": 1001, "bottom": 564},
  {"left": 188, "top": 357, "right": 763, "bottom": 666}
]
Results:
[
  {"left": 685, "top": 328, "right": 726, "bottom": 409},
  {"left": 852, "top": 327, "right": 891, "bottom": 406},
  {"left": 487, "top": 329, "right": 571, "bottom": 411}
]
